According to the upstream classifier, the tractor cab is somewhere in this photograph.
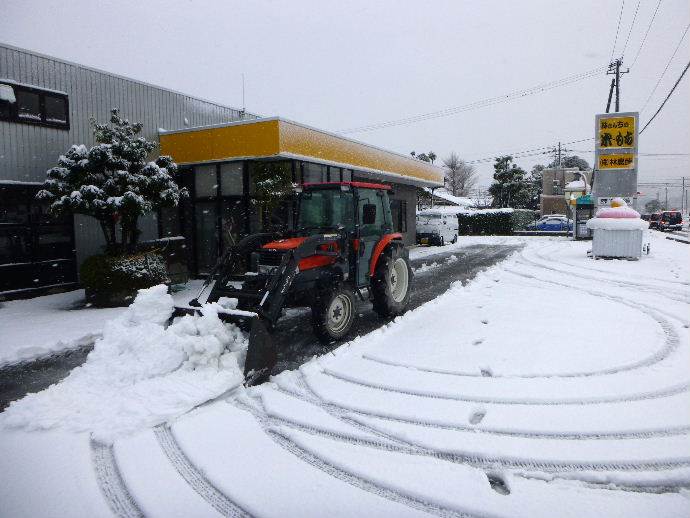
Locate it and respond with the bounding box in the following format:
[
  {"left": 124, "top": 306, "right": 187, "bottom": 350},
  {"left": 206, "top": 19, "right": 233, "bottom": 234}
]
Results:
[{"left": 260, "top": 182, "right": 395, "bottom": 287}]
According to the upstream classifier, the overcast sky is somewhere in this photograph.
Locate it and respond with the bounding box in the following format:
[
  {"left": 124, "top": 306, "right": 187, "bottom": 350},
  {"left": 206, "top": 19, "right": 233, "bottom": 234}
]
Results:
[{"left": 2, "top": 0, "right": 688, "bottom": 194}]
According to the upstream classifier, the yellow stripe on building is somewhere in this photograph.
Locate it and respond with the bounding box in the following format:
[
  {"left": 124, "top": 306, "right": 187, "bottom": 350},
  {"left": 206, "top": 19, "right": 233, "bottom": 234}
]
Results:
[{"left": 159, "top": 117, "right": 443, "bottom": 186}]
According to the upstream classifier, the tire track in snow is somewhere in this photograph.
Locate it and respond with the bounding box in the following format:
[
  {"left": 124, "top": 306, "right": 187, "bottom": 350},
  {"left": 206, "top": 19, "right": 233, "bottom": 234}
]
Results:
[
  {"left": 362, "top": 246, "right": 686, "bottom": 380},
  {"left": 232, "top": 398, "right": 479, "bottom": 518},
  {"left": 91, "top": 440, "right": 144, "bottom": 518},
  {"left": 515, "top": 252, "right": 690, "bottom": 324},
  {"left": 153, "top": 425, "right": 252, "bottom": 518},
  {"left": 270, "top": 381, "right": 690, "bottom": 440},
  {"left": 530, "top": 242, "right": 690, "bottom": 293},
  {"left": 322, "top": 368, "right": 690, "bottom": 406},
  {"left": 360, "top": 280, "right": 681, "bottom": 379},
  {"left": 237, "top": 389, "right": 690, "bottom": 478}
]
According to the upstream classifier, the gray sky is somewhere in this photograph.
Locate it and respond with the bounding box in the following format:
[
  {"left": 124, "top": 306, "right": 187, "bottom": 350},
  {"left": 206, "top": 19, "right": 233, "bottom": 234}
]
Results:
[{"left": 2, "top": 0, "right": 688, "bottom": 195}]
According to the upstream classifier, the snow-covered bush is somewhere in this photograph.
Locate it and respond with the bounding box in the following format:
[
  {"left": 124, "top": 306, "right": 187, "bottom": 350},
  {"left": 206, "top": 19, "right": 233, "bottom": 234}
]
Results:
[
  {"left": 36, "top": 109, "right": 187, "bottom": 254},
  {"left": 457, "top": 209, "right": 537, "bottom": 235},
  {"left": 80, "top": 252, "right": 169, "bottom": 306}
]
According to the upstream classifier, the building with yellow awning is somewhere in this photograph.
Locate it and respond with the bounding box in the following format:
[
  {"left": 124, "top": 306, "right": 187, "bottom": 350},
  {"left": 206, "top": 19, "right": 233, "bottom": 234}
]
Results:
[{"left": 159, "top": 117, "right": 444, "bottom": 274}]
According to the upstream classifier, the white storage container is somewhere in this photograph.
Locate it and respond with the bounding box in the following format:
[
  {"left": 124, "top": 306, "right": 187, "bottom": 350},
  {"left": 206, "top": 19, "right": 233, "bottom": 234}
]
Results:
[
  {"left": 590, "top": 229, "right": 646, "bottom": 259},
  {"left": 586, "top": 217, "right": 649, "bottom": 259}
]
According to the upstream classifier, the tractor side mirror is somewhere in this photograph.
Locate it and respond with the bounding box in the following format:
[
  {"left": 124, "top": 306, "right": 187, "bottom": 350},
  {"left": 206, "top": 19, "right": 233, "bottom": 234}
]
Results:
[{"left": 362, "top": 204, "right": 377, "bottom": 225}]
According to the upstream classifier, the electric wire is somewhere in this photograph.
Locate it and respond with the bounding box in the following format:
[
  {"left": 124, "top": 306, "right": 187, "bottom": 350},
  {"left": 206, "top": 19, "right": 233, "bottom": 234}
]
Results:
[
  {"left": 640, "top": 21, "right": 690, "bottom": 112},
  {"left": 621, "top": 0, "right": 642, "bottom": 58},
  {"left": 640, "top": 58, "right": 690, "bottom": 134},
  {"left": 630, "top": 0, "right": 663, "bottom": 68},
  {"left": 610, "top": 0, "right": 627, "bottom": 61},
  {"left": 462, "top": 137, "right": 594, "bottom": 165},
  {"left": 339, "top": 67, "right": 606, "bottom": 134}
]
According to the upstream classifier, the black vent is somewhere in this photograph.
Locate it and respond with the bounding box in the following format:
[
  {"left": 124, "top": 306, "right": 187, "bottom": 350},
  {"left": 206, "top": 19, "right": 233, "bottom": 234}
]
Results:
[{"left": 258, "top": 250, "right": 285, "bottom": 267}]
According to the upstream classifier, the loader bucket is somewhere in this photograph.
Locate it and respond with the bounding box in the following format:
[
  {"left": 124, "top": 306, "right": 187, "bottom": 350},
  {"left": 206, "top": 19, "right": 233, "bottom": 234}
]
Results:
[
  {"left": 243, "top": 316, "right": 277, "bottom": 386},
  {"left": 172, "top": 304, "right": 277, "bottom": 386}
]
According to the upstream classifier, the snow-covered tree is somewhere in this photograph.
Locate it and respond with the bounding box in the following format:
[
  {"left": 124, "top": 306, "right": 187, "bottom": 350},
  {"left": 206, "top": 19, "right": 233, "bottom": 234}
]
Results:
[
  {"left": 488, "top": 156, "right": 535, "bottom": 209},
  {"left": 443, "top": 152, "right": 477, "bottom": 196},
  {"left": 37, "top": 109, "right": 187, "bottom": 253}
]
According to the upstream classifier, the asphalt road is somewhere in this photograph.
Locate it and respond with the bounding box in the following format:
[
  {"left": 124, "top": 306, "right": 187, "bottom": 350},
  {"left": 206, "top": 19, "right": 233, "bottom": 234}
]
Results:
[
  {"left": 272, "top": 243, "right": 521, "bottom": 374},
  {"left": 0, "top": 243, "right": 520, "bottom": 411}
]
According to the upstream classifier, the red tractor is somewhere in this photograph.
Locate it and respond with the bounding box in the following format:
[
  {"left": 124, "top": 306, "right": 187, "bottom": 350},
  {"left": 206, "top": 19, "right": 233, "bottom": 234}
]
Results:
[{"left": 176, "top": 181, "right": 413, "bottom": 384}]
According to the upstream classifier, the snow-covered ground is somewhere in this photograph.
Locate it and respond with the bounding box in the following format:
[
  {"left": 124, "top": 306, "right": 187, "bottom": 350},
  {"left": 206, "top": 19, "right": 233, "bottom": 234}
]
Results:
[
  {"left": 0, "top": 241, "right": 495, "bottom": 368},
  {"left": 0, "top": 282, "right": 202, "bottom": 368},
  {"left": 1, "top": 232, "right": 689, "bottom": 517}
]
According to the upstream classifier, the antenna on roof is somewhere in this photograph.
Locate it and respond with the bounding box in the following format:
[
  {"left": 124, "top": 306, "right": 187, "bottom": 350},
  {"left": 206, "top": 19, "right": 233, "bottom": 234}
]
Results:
[{"left": 240, "top": 73, "right": 246, "bottom": 119}]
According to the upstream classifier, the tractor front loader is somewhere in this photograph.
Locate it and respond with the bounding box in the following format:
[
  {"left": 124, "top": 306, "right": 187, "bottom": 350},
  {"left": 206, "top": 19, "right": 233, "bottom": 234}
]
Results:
[{"left": 173, "top": 181, "right": 413, "bottom": 386}]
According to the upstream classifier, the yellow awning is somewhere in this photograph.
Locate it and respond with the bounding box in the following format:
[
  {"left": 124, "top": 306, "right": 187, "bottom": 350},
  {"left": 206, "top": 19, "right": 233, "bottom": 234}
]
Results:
[{"left": 159, "top": 117, "right": 444, "bottom": 187}]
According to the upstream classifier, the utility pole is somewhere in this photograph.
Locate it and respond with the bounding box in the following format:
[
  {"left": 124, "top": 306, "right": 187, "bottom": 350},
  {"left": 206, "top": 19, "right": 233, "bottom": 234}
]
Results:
[
  {"left": 665, "top": 186, "right": 668, "bottom": 210},
  {"left": 606, "top": 59, "right": 629, "bottom": 113}
]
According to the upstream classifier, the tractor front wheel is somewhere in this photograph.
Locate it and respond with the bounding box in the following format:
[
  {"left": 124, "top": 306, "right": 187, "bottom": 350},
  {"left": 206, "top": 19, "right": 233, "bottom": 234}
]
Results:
[
  {"left": 372, "top": 247, "right": 413, "bottom": 318},
  {"left": 311, "top": 286, "right": 357, "bottom": 344}
]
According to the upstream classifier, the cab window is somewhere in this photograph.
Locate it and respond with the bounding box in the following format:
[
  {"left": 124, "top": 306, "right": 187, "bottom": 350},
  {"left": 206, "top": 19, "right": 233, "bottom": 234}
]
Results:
[{"left": 358, "top": 190, "right": 385, "bottom": 236}]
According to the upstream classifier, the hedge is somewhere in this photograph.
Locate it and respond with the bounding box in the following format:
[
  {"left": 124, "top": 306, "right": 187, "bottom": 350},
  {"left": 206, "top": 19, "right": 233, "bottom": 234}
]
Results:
[
  {"left": 81, "top": 252, "right": 169, "bottom": 306},
  {"left": 457, "top": 209, "right": 537, "bottom": 235}
]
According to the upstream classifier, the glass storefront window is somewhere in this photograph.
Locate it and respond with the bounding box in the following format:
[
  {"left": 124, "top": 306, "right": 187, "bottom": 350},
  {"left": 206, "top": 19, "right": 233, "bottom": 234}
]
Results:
[
  {"left": 329, "top": 167, "right": 342, "bottom": 182},
  {"left": 194, "top": 164, "right": 217, "bottom": 198},
  {"left": 220, "top": 162, "right": 243, "bottom": 196},
  {"left": 194, "top": 202, "right": 218, "bottom": 274},
  {"left": 303, "top": 162, "right": 326, "bottom": 183}
]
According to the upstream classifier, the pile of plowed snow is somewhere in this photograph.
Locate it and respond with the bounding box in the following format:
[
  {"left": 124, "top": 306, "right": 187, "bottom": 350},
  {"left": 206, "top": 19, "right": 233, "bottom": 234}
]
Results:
[{"left": 1, "top": 285, "right": 247, "bottom": 443}]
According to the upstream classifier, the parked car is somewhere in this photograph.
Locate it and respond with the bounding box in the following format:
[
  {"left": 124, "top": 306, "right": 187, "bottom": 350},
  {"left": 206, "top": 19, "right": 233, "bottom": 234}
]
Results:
[
  {"left": 527, "top": 215, "right": 573, "bottom": 232},
  {"left": 649, "top": 212, "right": 661, "bottom": 229},
  {"left": 416, "top": 211, "right": 459, "bottom": 246},
  {"left": 658, "top": 210, "right": 683, "bottom": 231}
]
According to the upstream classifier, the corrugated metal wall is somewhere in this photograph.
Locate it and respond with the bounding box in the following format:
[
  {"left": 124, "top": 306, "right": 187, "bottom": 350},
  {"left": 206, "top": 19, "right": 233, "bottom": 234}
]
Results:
[
  {"left": 0, "top": 44, "right": 248, "bottom": 183},
  {"left": 0, "top": 44, "right": 251, "bottom": 267}
]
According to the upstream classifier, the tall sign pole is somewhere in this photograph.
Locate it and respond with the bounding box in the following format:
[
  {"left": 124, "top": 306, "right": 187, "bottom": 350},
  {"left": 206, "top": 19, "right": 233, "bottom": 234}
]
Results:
[{"left": 592, "top": 111, "right": 639, "bottom": 208}]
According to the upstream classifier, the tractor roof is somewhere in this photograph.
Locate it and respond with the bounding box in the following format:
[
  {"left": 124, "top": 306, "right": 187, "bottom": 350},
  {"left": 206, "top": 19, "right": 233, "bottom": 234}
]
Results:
[{"left": 302, "top": 181, "right": 391, "bottom": 191}]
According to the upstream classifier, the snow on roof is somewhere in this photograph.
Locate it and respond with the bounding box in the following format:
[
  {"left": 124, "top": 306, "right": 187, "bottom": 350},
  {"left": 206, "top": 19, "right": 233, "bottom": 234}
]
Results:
[
  {"left": 0, "top": 83, "right": 16, "bottom": 103},
  {"left": 564, "top": 179, "right": 589, "bottom": 190},
  {"left": 423, "top": 188, "right": 475, "bottom": 207},
  {"left": 418, "top": 206, "right": 467, "bottom": 215}
]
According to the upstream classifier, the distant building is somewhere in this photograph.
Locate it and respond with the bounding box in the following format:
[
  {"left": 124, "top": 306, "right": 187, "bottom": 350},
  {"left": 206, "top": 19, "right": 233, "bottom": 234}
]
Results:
[
  {"left": 540, "top": 167, "right": 592, "bottom": 215},
  {"left": 421, "top": 188, "right": 491, "bottom": 210}
]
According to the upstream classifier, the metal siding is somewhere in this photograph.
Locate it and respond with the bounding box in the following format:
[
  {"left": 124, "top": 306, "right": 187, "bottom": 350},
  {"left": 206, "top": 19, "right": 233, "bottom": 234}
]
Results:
[{"left": 1, "top": 44, "right": 248, "bottom": 267}]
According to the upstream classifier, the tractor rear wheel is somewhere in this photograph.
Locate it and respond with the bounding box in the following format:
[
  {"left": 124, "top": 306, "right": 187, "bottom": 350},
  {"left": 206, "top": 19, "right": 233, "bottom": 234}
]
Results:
[
  {"left": 311, "top": 286, "right": 357, "bottom": 343},
  {"left": 372, "top": 246, "right": 413, "bottom": 318}
]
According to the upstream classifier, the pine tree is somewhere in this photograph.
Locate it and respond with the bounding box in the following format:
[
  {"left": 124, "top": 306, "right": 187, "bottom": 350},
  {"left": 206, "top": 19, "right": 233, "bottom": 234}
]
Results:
[
  {"left": 488, "top": 156, "right": 535, "bottom": 209},
  {"left": 37, "top": 109, "right": 187, "bottom": 254}
]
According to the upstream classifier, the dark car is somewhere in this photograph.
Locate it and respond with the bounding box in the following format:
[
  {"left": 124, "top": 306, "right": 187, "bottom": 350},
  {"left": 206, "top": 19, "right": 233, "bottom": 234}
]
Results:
[
  {"left": 658, "top": 211, "right": 683, "bottom": 231},
  {"left": 649, "top": 212, "right": 661, "bottom": 229}
]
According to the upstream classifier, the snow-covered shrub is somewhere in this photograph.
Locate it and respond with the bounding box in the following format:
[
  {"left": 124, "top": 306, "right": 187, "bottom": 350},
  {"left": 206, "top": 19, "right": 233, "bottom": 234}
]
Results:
[
  {"left": 80, "top": 252, "right": 169, "bottom": 307},
  {"left": 457, "top": 209, "right": 537, "bottom": 235},
  {"left": 36, "top": 109, "right": 187, "bottom": 254}
]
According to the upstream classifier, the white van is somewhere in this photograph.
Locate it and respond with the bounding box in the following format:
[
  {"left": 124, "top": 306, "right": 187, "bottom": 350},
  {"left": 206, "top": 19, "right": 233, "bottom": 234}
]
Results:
[{"left": 416, "top": 211, "right": 459, "bottom": 246}]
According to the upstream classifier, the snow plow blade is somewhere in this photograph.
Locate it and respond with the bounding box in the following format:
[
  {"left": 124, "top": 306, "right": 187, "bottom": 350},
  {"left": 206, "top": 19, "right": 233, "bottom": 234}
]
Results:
[{"left": 171, "top": 305, "right": 277, "bottom": 386}]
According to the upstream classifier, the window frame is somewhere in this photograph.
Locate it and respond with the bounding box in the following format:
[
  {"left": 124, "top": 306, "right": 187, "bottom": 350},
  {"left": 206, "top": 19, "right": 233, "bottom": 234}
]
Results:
[{"left": 0, "top": 81, "right": 70, "bottom": 130}]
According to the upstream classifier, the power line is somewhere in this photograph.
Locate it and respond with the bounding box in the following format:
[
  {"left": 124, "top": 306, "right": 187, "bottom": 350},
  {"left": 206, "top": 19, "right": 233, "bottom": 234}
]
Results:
[
  {"left": 621, "top": 0, "right": 642, "bottom": 58},
  {"left": 630, "top": 0, "right": 663, "bottom": 68},
  {"left": 640, "top": 21, "right": 690, "bottom": 112},
  {"left": 640, "top": 58, "right": 690, "bottom": 134},
  {"left": 462, "top": 137, "right": 594, "bottom": 165},
  {"left": 339, "top": 66, "right": 606, "bottom": 134},
  {"left": 610, "top": 0, "right": 627, "bottom": 61}
]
